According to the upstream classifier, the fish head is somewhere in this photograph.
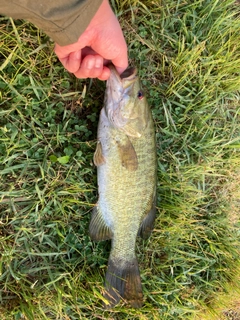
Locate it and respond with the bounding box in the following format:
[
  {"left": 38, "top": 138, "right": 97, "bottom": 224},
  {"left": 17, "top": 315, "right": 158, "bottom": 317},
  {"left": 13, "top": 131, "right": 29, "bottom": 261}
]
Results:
[{"left": 104, "top": 65, "right": 149, "bottom": 138}]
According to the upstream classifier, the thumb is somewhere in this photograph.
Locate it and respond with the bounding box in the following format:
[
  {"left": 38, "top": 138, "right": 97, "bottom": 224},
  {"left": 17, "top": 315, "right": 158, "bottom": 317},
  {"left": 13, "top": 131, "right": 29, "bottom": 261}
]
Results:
[{"left": 112, "top": 56, "right": 128, "bottom": 75}]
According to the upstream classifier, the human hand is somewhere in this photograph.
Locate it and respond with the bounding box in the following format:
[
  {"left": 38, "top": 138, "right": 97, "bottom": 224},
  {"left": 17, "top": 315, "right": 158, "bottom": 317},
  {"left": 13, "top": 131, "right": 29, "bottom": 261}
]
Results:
[{"left": 54, "top": 0, "right": 128, "bottom": 80}]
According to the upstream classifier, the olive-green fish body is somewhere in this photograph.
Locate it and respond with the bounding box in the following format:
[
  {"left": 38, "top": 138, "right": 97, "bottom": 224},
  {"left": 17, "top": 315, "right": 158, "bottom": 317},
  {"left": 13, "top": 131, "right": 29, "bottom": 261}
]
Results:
[{"left": 90, "top": 65, "right": 156, "bottom": 308}]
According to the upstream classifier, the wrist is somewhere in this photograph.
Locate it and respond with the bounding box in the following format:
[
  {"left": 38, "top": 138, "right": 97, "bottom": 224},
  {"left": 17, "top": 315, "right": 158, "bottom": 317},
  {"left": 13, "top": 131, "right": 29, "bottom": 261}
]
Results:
[{"left": 84, "top": 0, "right": 114, "bottom": 32}]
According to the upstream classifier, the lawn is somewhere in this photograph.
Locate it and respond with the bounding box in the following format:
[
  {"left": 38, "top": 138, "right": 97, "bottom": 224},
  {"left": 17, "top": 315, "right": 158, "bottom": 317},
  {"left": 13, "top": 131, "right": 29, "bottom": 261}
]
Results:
[{"left": 0, "top": 0, "right": 240, "bottom": 319}]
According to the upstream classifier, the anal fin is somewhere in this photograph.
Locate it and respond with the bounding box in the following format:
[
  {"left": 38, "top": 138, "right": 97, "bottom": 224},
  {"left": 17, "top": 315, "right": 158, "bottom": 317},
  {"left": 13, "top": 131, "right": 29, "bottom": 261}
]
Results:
[{"left": 89, "top": 206, "right": 112, "bottom": 241}]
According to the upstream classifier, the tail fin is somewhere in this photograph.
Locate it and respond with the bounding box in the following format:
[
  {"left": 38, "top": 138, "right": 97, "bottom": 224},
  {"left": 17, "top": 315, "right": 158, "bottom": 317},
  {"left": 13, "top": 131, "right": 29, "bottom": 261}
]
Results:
[{"left": 103, "top": 257, "right": 143, "bottom": 308}]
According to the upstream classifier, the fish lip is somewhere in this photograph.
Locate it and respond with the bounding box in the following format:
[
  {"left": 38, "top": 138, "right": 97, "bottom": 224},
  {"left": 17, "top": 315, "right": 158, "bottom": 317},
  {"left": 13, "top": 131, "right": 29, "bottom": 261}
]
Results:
[
  {"left": 120, "top": 67, "right": 137, "bottom": 80},
  {"left": 108, "top": 65, "right": 138, "bottom": 89}
]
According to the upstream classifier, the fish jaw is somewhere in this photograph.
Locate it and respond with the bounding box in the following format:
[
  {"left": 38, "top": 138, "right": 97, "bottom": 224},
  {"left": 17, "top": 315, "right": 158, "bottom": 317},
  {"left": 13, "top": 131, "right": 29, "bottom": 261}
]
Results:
[
  {"left": 104, "top": 65, "right": 142, "bottom": 136},
  {"left": 108, "top": 64, "right": 137, "bottom": 91},
  {"left": 105, "top": 65, "right": 138, "bottom": 113},
  {"left": 104, "top": 66, "right": 150, "bottom": 139},
  {"left": 105, "top": 65, "right": 137, "bottom": 113}
]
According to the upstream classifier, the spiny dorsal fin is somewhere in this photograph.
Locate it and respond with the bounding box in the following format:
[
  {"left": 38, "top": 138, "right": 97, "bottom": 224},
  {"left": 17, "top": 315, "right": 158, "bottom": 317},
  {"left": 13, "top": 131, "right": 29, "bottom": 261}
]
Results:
[
  {"left": 116, "top": 136, "right": 138, "bottom": 171},
  {"left": 93, "top": 141, "right": 105, "bottom": 166},
  {"left": 89, "top": 206, "right": 112, "bottom": 241},
  {"left": 138, "top": 193, "right": 156, "bottom": 239}
]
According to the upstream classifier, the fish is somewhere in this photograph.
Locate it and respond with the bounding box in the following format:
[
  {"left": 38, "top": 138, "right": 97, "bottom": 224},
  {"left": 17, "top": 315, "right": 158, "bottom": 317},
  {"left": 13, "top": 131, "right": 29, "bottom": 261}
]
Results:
[{"left": 89, "top": 65, "right": 157, "bottom": 308}]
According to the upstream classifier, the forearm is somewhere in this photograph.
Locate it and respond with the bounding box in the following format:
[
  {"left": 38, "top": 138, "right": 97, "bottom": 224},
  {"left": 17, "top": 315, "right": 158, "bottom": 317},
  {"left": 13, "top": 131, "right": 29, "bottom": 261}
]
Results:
[{"left": 0, "top": 0, "right": 103, "bottom": 45}]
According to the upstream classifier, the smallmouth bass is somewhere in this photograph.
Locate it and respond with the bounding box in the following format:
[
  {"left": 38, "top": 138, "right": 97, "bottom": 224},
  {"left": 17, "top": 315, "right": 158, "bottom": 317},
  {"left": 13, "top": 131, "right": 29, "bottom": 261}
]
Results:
[{"left": 89, "top": 65, "right": 157, "bottom": 308}]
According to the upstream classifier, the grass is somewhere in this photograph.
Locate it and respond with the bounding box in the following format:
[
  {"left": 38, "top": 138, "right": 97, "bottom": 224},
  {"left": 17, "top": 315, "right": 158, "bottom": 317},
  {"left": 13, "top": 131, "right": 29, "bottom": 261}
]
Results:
[{"left": 0, "top": 0, "right": 240, "bottom": 319}]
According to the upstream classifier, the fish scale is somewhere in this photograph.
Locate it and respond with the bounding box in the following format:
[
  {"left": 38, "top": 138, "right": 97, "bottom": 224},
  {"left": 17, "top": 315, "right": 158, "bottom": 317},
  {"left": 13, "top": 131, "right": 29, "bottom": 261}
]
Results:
[{"left": 89, "top": 65, "right": 157, "bottom": 308}]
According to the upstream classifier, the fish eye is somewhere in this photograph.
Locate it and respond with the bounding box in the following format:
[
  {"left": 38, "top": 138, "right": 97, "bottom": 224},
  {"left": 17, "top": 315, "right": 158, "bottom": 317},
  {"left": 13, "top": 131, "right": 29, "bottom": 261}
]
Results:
[{"left": 137, "top": 90, "right": 144, "bottom": 100}]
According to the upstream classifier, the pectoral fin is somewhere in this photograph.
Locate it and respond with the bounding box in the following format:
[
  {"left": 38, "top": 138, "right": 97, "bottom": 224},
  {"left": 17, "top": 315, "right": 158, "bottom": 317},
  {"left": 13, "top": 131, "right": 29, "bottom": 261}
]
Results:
[
  {"left": 138, "top": 194, "right": 156, "bottom": 239},
  {"left": 89, "top": 206, "right": 112, "bottom": 241},
  {"left": 116, "top": 137, "right": 138, "bottom": 171},
  {"left": 93, "top": 141, "right": 105, "bottom": 166}
]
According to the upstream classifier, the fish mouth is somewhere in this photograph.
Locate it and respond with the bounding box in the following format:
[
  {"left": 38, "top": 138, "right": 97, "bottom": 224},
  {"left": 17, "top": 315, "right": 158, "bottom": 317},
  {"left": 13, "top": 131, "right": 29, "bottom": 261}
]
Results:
[
  {"left": 108, "top": 65, "right": 138, "bottom": 90},
  {"left": 120, "top": 67, "right": 137, "bottom": 80},
  {"left": 105, "top": 65, "right": 140, "bottom": 133}
]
